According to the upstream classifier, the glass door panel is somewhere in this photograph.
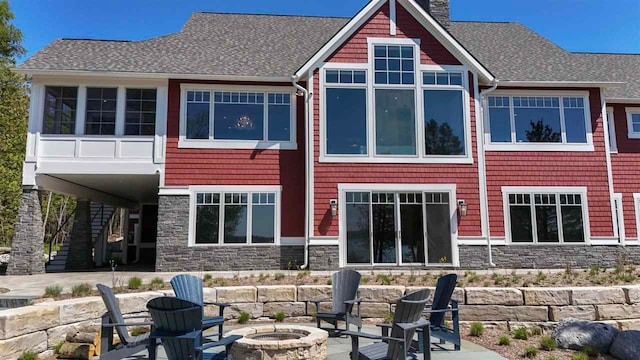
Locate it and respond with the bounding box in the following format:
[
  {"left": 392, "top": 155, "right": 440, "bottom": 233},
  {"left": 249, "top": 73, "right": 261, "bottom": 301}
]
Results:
[
  {"left": 400, "top": 193, "right": 425, "bottom": 264},
  {"left": 372, "top": 192, "right": 397, "bottom": 264},
  {"left": 346, "top": 192, "right": 371, "bottom": 264},
  {"left": 425, "top": 192, "right": 452, "bottom": 264}
]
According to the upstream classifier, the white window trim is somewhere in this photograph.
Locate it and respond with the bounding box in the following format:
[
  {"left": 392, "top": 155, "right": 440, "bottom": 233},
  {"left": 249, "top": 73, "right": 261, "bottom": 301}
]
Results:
[
  {"left": 187, "top": 185, "right": 282, "bottom": 247},
  {"left": 178, "top": 84, "right": 297, "bottom": 150},
  {"left": 318, "top": 39, "right": 473, "bottom": 164},
  {"left": 484, "top": 90, "right": 594, "bottom": 152},
  {"left": 631, "top": 193, "right": 640, "bottom": 245},
  {"left": 606, "top": 107, "right": 618, "bottom": 153},
  {"left": 501, "top": 186, "right": 591, "bottom": 245},
  {"left": 337, "top": 183, "right": 459, "bottom": 267},
  {"left": 625, "top": 107, "right": 640, "bottom": 139}
]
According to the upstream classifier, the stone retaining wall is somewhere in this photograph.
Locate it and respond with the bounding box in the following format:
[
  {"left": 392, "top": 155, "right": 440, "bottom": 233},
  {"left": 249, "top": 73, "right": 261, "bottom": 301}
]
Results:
[{"left": 2, "top": 285, "right": 640, "bottom": 359}]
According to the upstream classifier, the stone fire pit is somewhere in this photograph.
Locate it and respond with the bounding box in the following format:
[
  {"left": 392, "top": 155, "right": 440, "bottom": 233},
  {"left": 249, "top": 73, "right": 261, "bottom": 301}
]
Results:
[{"left": 227, "top": 325, "right": 328, "bottom": 360}]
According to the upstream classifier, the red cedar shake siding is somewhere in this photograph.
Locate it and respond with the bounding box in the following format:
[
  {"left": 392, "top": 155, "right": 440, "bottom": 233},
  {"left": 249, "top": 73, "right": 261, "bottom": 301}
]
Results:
[
  {"left": 164, "top": 79, "right": 305, "bottom": 237},
  {"left": 484, "top": 88, "right": 614, "bottom": 238},
  {"left": 314, "top": 2, "right": 480, "bottom": 238},
  {"left": 610, "top": 103, "right": 640, "bottom": 238}
]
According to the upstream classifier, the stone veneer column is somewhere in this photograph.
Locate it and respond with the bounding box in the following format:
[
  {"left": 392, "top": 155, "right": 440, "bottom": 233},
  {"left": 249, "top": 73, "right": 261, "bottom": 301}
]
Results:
[
  {"left": 65, "top": 199, "right": 93, "bottom": 270},
  {"left": 309, "top": 245, "right": 340, "bottom": 270},
  {"left": 7, "top": 189, "right": 45, "bottom": 275}
]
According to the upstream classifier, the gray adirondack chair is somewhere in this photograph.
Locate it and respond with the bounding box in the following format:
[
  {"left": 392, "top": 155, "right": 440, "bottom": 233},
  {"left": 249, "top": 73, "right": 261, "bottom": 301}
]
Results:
[
  {"left": 97, "top": 284, "right": 158, "bottom": 360},
  {"left": 171, "top": 274, "right": 228, "bottom": 337},
  {"left": 417, "top": 273, "right": 460, "bottom": 352},
  {"left": 344, "top": 288, "right": 431, "bottom": 360},
  {"left": 147, "top": 296, "right": 241, "bottom": 360},
  {"left": 310, "top": 269, "right": 362, "bottom": 334}
]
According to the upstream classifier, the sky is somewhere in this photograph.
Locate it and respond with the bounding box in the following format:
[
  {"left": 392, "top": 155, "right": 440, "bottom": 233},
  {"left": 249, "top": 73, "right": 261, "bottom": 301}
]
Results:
[{"left": 10, "top": 0, "right": 640, "bottom": 62}]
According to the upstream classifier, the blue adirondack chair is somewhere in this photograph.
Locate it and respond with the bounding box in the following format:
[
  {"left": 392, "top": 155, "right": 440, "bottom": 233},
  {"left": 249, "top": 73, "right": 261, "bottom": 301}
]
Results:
[
  {"left": 345, "top": 288, "right": 431, "bottom": 360},
  {"left": 418, "top": 273, "right": 461, "bottom": 353},
  {"left": 147, "top": 297, "right": 241, "bottom": 360},
  {"left": 171, "top": 274, "right": 229, "bottom": 338},
  {"left": 310, "top": 269, "right": 363, "bottom": 334}
]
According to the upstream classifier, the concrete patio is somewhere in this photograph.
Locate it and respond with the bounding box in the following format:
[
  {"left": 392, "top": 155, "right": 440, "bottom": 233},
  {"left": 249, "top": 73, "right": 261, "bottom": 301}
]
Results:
[{"left": 122, "top": 324, "right": 506, "bottom": 360}]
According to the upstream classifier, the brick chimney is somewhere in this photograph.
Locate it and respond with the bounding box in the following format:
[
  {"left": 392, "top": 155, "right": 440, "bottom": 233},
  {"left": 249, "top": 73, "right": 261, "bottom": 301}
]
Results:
[{"left": 415, "top": 0, "right": 450, "bottom": 29}]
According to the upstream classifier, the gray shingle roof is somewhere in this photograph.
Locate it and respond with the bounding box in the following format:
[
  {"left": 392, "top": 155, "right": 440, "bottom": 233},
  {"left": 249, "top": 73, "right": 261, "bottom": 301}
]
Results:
[{"left": 17, "top": 12, "right": 638, "bottom": 100}]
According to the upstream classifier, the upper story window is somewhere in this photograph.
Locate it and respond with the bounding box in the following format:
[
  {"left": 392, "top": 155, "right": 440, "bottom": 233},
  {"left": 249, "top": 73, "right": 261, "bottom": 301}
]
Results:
[
  {"left": 486, "top": 92, "right": 592, "bottom": 151},
  {"left": 606, "top": 107, "right": 617, "bottom": 152},
  {"left": 180, "top": 85, "right": 296, "bottom": 149},
  {"left": 321, "top": 38, "right": 472, "bottom": 163},
  {"left": 85, "top": 87, "right": 117, "bottom": 135},
  {"left": 626, "top": 107, "right": 640, "bottom": 139},
  {"left": 43, "top": 86, "right": 77, "bottom": 135},
  {"left": 125, "top": 89, "right": 157, "bottom": 136}
]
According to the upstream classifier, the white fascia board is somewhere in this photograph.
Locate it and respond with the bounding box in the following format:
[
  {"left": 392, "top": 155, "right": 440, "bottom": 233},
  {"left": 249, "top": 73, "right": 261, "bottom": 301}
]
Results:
[
  {"left": 497, "top": 80, "right": 625, "bottom": 88},
  {"left": 607, "top": 98, "right": 640, "bottom": 104}
]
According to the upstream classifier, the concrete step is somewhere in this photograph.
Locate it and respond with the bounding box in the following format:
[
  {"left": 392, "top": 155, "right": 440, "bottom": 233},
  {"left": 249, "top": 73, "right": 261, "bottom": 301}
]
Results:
[{"left": 46, "top": 264, "right": 66, "bottom": 272}]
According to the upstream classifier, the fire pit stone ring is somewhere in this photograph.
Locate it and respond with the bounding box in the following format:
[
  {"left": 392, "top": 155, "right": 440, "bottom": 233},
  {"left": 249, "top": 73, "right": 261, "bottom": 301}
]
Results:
[{"left": 226, "top": 324, "right": 328, "bottom": 359}]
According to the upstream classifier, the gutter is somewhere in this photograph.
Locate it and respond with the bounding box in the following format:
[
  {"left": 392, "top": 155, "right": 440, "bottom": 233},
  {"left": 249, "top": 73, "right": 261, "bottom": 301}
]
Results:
[
  {"left": 291, "top": 75, "right": 310, "bottom": 269},
  {"left": 478, "top": 79, "right": 499, "bottom": 267}
]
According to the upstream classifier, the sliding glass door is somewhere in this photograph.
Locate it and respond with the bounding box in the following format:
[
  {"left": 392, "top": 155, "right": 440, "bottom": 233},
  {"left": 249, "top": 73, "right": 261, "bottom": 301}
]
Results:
[{"left": 344, "top": 190, "right": 453, "bottom": 266}]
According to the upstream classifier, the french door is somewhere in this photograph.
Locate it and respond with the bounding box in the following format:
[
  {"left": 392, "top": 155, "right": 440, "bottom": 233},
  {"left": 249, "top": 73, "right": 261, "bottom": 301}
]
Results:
[{"left": 344, "top": 190, "right": 454, "bottom": 266}]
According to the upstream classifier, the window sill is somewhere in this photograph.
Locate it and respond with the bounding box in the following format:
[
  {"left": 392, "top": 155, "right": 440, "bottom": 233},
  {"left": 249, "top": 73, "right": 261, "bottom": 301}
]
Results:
[
  {"left": 627, "top": 133, "right": 640, "bottom": 139},
  {"left": 318, "top": 155, "right": 473, "bottom": 164},
  {"left": 485, "top": 143, "right": 594, "bottom": 152},
  {"left": 178, "top": 139, "right": 297, "bottom": 150}
]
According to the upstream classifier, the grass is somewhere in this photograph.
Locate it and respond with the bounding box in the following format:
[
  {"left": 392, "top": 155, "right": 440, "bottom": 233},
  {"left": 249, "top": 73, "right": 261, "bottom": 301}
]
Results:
[
  {"left": 44, "top": 285, "right": 63, "bottom": 297},
  {"left": 17, "top": 351, "right": 37, "bottom": 360},
  {"left": 130, "top": 326, "right": 149, "bottom": 336},
  {"left": 571, "top": 353, "right": 587, "bottom": 360},
  {"left": 149, "top": 277, "right": 164, "bottom": 290},
  {"left": 530, "top": 327, "right": 543, "bottom": 336},
  {"left": 513, "top": 327, "right": 529, "bottom": 340},
  {"left": 128, "top": 276, "right": 142, "bottom": 290},
  {"left": 376, "top": 274, "right": 391, "bottom": 285},
  {"left": 54, "top": 341, "right": 64, "bottom": 354},
  {"left": 524, "top": 345, "right": 539, "bottom": 358},
  {"left": 383, "top": 312, "right": 394, "bottom": 323},
  {"left": 275, "top": 312, "right": 286, "bottom": 322},
  {"left": 581, "top": 346, "right": 599, "bottom": 357},
  {"left": 543, "top": 357, "right": 559, "bottom": 360},
  {"left": 274, "top": 273, "right": 285, "bottom": 280},
  {"left": 498, "top": 335, "right": 511, "bottom": 346},
  {"left": 361, "top": 276, "right": 370, "bottom": 284},
  {"left": 539, "top": 336, "right": 557, "bottom": 351},
  {"left": 469, "top": 322, "right": 484, "bottom": 337},
  {"left": 238, "top": 311, "right": 250, "bottom": 324},
  {"left": 326, "top": 279, "right": 332, "bottom": 285},
  {"left": 71, "top": 283, "right": 92, "bottom": 297},
  {"left": 204, "top": 274, "right": 212, "bottom": 281}
]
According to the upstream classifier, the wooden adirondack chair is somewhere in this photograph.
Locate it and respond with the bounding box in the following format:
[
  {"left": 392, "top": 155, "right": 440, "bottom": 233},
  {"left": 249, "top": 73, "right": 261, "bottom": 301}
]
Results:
[
  {"left": 344, "top": 288, "right": 431, "bottom": 360},
  {"left": 171, "top": 274, "right": 228, "bottom": 338},
  {"left": 147, "top": 297, "right": 241, "bottom": 360},
  {"left": 418, "top": 273, "right": 461, "bottom": 352},
  {"left": 97, "top": 284, "right": 158, "bottom": 360},
  {"left": 310, "top": 269, "right": 363, "bottom": 334}
]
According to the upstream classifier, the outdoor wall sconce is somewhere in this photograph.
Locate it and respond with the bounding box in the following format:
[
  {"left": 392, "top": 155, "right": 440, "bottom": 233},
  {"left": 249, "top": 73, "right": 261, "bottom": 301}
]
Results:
[
  {"left": 330, "top": 199, "right": 338, "bottom": 216},
  {"left": 457, "top": 200, "right": 468, "bottom": 217}
]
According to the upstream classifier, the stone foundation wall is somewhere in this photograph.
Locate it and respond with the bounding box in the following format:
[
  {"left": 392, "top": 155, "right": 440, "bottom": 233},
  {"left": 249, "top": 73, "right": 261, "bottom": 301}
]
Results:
[
  {"left": 459, "top": 245, "right": 640, "bottom": 269},
  {"left": 155, "top": 195, "right": 304, "bottom": 271},
  {"left": 2, "top": 284, "right": 640, "bottom": 359},
  {"left": 7, "top": 189, "right": 45, "bottom": 275},
  {"left": 309, "top": 245, "right": 339, "bottom": 270}
]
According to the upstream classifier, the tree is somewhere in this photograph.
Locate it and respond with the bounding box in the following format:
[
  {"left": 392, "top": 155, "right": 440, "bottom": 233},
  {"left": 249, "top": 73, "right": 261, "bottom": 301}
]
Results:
[
  {"left": 0, "top": 0, "right": 28, "bottom": 246},
  {"left": 424, "top": 119, "right": 463, "bottom": 155},
  {"left": 525, "top": 119, "right": 561, "bottom": 142}
]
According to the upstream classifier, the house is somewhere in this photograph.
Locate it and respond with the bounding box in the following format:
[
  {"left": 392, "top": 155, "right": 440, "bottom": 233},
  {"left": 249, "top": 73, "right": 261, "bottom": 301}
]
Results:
[{"left": 8, "top": 0, "right": 640, "bottom": 274}]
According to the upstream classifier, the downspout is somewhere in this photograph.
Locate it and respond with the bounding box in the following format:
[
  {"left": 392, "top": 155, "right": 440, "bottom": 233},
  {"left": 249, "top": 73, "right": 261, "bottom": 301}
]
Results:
[
  {"left": 478, "top": 79, "right": 499, "bottom": 267},
  {"left": 291, "top": 75, "right": 310, "bottom": 269}
]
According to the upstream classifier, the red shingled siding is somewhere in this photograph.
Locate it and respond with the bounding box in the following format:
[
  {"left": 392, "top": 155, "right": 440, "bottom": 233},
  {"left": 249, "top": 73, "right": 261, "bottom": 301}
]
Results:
[
  {"left": 610, "top": 103, "right": 640, "bottom": 238},
  {"left": 328, "top": 2, "right": 460, "bottom": 65},
  {"left": 485, "top": 88, "right": 614, "bottom": 238},
  {"left": 164, "top": 79, "right": 305, "bottom": 237}
]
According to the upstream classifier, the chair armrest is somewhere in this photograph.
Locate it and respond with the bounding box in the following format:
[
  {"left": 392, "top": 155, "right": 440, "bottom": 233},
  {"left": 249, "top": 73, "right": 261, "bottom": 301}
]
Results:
[
  {"left": 376, "top": 323, "right": 392, "bottom": 329},
  {"left": 197, "top": 335, "right": 242, "bottom": 351},
  {"left": 204, "top": 301, "right": 230, "bottom": 308},
  {"left": 344, "top": 297, "right": 363, "bottom": 304},
  {"left": 396, "top": 318, "right": 429, "bottom": 331},
  {"left": 149, "top": 329, "right": 199, "bottom": 340},
  {"left": 309, "top": 298, "right": 330, "bottom": 304},
  {"left": 122, "top": 314, "right": 150, "bottom": 319},
  {"left": 102, "top": 321, "right": 154, "bottom": 328},
  {"left": 343, "top": 330, "right": 402, "bottom": 342},
  {"left": 423, "top": 308, "right": 456, "bottom": 314}
]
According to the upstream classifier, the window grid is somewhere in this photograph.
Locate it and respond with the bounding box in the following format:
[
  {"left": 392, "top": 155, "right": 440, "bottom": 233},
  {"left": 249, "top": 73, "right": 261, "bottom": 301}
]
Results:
[
  {"left": 425, "top": 192, "right": 449, "bottom": 204},
  {"left": 374, "top": 45, "right": 415, "bottom": 85},
  {"left": 85, "top": 87, "right": 118, "bottom": 135},
  {"left": 422, "top": 71, "right": 463, "bottom": 86},
  {"left": 43, "top": 86, "right": 78, "bottom": 135},
  {"left": 346, "top": 192, "right": 370, "bottom": 204},
  {"left": 399, "top": 192, "right": 422, "bottom": 204},
  {"left": 125, "top": 89, "right": 157, "bottom": 136},
  {"left": 631, "top": 113, "right": 640, "bottom": 134},
  {"left": 326, "top": 70, "right": 367, "bottom": 85},
  {"left": 214, "top": 91, "right": 264, "bottom": 104},
  {"left": 187, "top": 90, "right": 210, "bottom": 103},
  {"left": 267, "top": 93, "right": 291, "bottom": 105},
  {"left": 372, "top": 192, "right": 395, "bottom": 204}
]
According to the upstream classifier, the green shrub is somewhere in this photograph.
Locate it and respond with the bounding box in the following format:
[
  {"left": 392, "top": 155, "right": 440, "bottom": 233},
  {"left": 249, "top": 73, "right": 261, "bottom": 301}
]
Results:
[
  {"left": 383, "top": 312, "right": 394, "bottom": 323},
  {"left": 513, "top": 327, "right": 529, "bottom": 340},
  {"left": 149, "top": 277, "right": 164, "bottom": 289},
  {"left": 274, "top": 273, "right": 285, "bottom": 280},
  {"left": 17, "top": 351, "right": 37, "bottom": 360},
  {"left": 71, "top": 283, "right": 92, "bottom": 297},
  {"left": 297, "top": 270, "right": 310, "bottom": 279},
  {"left": 376, "top": 274, "right": 391, "bottom": 285},
  {"left": 531, "top": 327, "right": 543, "bottom": 336},
  {"left": 238, "top": 311, "right": 250, "bottom": 324},
  {"left": 326, "top": 279, "right": 332, "bottom": 285},
  {"left": 539, "top": 336, "right": 557, "bottom": 351},
  {"left": 275, "top": 312, "right": 286, "bottom": 322},
  {"left": 361, "top": 276, "right": 370, "bottom": 284},
  {"left": 571, "top": 353, "right": 587, "bottom": 360},
  {"left": 128, "top": 276, "right": 142, "bottom": 290},
  {"left": 498, "top": 335, "right": 511, "bottom": 346},
  {"left": 524, "top": 346, "right": 538, "bottom": 358},
  {"left": 203, "top": 274, "right": 212, "bottom": 281},
  {"left": 536, "top": 271, "right": 547, "bottom": 282},
  {"left": 581, "top": 346, "right": 599, "bottom": 357},
  {"left": 483, "top": 281, "right": 490, "bottom": 287},
  {"left": 44, "top": 285, "right": 63, "bottom": 297},
  {"left": 543, "top": 357, "right": 559, "bottom": 360},
  {"left": 469, "top": 322, "right": 484, "bottom": 337},
  {"left": 130, "top": 326, "right": 149, "bottom": 336},
  {"left": 54, "top": 341, "right": 64, "bottom": 354}
]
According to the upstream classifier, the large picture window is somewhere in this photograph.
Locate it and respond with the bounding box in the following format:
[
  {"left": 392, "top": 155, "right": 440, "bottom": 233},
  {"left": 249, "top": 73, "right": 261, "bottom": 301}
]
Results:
[
  {"left": 85, "top": 87, "right": 117, "bottom": 135},
  {"left": 422, "top": 71, "right": 465, "bottom": 156},
  {"left": 325, "top": 70, "right": 368, "bottom": 155},
  {"left": 125, "top": 89, "right": 157, "bottom": 136},
  {"left": 506, "top": 190, "right": 587, "bottom": 244},
  {"left": 193, "top": 189, "right": 278, "bottom": 245},
  {"left": 43, "top": 86, "right": 78, "bottom": 135},
  {"left": 487, "top": 94, "right": 591, "bottom": 147}
]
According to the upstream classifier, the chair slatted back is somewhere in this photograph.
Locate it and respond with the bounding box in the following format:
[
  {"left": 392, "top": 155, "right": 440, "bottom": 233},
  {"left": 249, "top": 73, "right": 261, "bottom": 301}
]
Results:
[
  {"left": 147, "top": 297, "right": 203, "bottom": 360},
  {"left": 97, "top": 283, "right": 132, "bottom": 344},
  {"left": 171, "top": 274, "right": 204, "bottom": 306},
  {"left": 332, "top": 269, "right": 361, "bottom": 314},
  {"left": 429, "top": 274, "right": 458, "bottom": 327},
  {"left": 387, "top": 288, "right": 430, "bottom": 360}
]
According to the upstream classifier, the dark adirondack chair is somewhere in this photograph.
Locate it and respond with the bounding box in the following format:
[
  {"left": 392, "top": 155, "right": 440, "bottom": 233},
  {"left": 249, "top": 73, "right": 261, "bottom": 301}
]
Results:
[
  {"left": 147, "top": 297, "right": 241, "bottom": 360},
  {"left": 310, "top": 269, "right": 362, "bottom": 334},
  {"left": 344, "top": 288, "right": 431, "bottom": 360},
  {"left": 97, "top": 284, "right": 158, "bottom": 360},
  {"left": 171, "top": 274, "right": 228, "bottom": 337},
  {"left": 417, "top": 273, "right": 461, "bottom": 353}
]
